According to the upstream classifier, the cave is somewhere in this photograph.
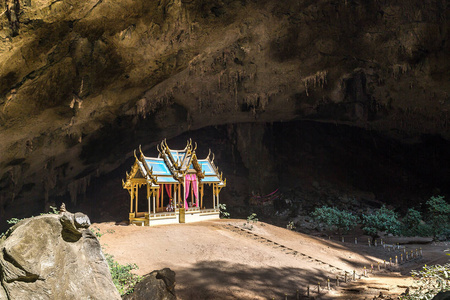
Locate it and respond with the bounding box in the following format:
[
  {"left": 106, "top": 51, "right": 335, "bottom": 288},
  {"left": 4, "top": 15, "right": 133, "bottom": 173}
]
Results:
[{"left": 0, "top": 0, "right": 449, "bottom": 232}]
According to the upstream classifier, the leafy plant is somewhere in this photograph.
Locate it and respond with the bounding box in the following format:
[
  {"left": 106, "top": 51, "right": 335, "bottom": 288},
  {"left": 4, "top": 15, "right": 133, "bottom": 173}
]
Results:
[
  {"left": 287, "top": 221, "right": 296, "bottom": 231},
  {"left": 362, "top": 205, "right": 401, "bottom": 242},
  {"left": 247, "top": 213, "right": 258, "bottom": 223},
  {"left": 105, "top": 253, "right": 142, "bottom": 295},
  {"left": 400, "top": 263, "right": 450, "bottom": 300},
  {"left": 48, "top": 206, "right": 59, "bottom": 214},
  {"left": 219, "top": 203, "right": 230, "bottom": 219},
  {"left": 311, "top": 206, "right": 358, "bottom": 235},
  {"left": 402, "top": 208, "right": 426, "bottom": 236},
  {"left": 91, "top": 226, "right": 104, "bottom": 238},
  {"left": 426, "top": 195, "right": 450, "bottom": 238}
]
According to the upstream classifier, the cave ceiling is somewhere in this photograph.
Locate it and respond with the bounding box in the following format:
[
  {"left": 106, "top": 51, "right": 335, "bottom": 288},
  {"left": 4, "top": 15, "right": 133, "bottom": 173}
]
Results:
[{"left": 0, "top": 0, "right": 449, "bottom": 223}]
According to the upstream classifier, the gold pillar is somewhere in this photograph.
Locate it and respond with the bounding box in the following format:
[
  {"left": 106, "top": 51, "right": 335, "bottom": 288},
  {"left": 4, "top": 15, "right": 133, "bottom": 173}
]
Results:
[
  {"left": 135, "top": 184, "right": 139, "bottom": 214},
  {"left": 200, "top": 184, "right": 204, "bottom": 209},
  {"left": 147, "top": 184, "right": 150, "bottom": 214},
  {"left": 130, "top": 187, "right": 134, "bottom": 213}
]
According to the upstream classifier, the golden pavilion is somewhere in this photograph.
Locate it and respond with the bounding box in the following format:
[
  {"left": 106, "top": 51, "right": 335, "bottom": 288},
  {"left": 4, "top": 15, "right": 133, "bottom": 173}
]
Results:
[{"left": 122, "top": 139, "right": 226, "bottom": 226}]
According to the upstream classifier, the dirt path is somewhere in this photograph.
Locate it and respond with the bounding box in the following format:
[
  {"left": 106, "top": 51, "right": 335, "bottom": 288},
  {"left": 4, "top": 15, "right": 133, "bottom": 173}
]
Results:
[{"left": 94, "top": 220, "right": 448, "bottom": 299}]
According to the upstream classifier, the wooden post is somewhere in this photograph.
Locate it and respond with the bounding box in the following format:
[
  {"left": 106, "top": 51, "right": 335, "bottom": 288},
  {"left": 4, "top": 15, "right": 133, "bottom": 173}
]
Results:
[
  {"left": 147, "top": 185, "right": 150, "bottom": 214},
  {"left": 327, "top": 277, "right": 330, "bottom": 290},
  {"left": 352, "top": 270, "right": 355, "bottom": 280},
  {"left": 178, "top": 184, "right": 181, "bottom": 208},
  {"left": 395, "top": 256, "right": 398, "bottom": 265},
  {"left": 152, "top": 189, "right": 155, "bottom": 214},
  {"left": 130, "top": 186, "right": 134, "bottom": 213},
  {"left": 213, "top": 184, "right": 216, "bottom": 209},
  {"left": 389, "top": 257, "right": 392, "bottom": 267},
  {"left": 344, "top": 272, "right": 347, "bottom": 283},
  {"left": 317, "top": 282, "right": 320, "bottom": 293},
  {"left": 200, "top": 184, "right": 204, "bottom": 209},
  {"left": 135, "top": 184, "right": 138, "bottom": 214},
  {"left": 336, "top": 275, "right": 339, "bottom": 287},
  {"left": 217, "top": 188, "right": 220, "bottom": 209},
  {"left": 363, "top": 266, "right": 366, "bottom": 277},
  {"left": 161, "top": 184, "right": 164, "bottom": 211},
  {"left": 296, "top": 289, "right": 299, "bottom": 300},
  {"left": 307, "top": 286, "right": 310, "bottom": 297}
]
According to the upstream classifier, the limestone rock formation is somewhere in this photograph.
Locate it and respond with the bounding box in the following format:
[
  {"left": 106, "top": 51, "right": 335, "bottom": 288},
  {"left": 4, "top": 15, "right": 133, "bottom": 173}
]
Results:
[
  {"left": 0, "top": 211, "right": 121, "bottom": 300},
  {"left": 0, "top": 0, "right": 448, "bottom": 225},
  {"left": 123, "top": 268, "right": 176, "bottom": 300}
]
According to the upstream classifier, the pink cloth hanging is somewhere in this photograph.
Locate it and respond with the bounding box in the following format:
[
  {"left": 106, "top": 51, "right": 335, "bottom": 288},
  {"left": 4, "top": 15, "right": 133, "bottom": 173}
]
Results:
[
  {"left": 184, "top": 176, "right": 190, "bottom": 210},
  {"left": 184, "top": 174, "right": 199, "bottom": 209},
  {"left": 191, "top": 175, "right": 199, "bottom": 207}
]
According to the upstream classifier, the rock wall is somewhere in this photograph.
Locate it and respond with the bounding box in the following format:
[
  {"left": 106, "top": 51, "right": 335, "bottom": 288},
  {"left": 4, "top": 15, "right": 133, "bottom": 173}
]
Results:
[{"left": 0, "top": 211, "right": 121, "bottom": 299}]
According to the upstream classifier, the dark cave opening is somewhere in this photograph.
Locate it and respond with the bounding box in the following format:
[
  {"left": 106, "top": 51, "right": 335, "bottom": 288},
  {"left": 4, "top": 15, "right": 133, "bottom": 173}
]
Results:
[{"left": 69, "top": 120, "right": 450, "bottom": 224}]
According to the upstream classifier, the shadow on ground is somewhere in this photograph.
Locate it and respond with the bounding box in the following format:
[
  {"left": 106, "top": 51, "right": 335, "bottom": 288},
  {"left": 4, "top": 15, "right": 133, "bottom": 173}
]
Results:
[{"left": 176, "top": 260, "right": 332, "bottom": 299}]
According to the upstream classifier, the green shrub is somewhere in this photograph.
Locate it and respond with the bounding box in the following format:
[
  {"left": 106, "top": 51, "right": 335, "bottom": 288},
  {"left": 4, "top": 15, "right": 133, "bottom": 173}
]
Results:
[
  {"left": 247, "top": 213, "right": 258, "bottom": 223},
  {"left": 219, "top": 203, "right": 230, "bottom": 219},
  {"left": 402, "top": 208, "right": 424, "bottom": 236},
  {"left": 426, "top": 195, "right": 450, "bottom": 238},
  {"left": 311, "top": 206, "right": 358, "bottom": 234},
  {"left": 401, "top": 263, "right": 450, "bottom": 300},
  {"left": 362, "top": 205, "right": 401, "bottom": 241},
  {"left": 105, "top": 253, "right": 142, "bottom": 295}
]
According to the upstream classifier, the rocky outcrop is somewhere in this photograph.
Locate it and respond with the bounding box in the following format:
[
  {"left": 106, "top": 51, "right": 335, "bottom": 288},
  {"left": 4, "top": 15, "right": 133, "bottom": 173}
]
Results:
[
  {"left": 0, "top": 211, "right": 121, "bottom": 299},
  {"left": 123, "top": 268, "right": 176, "bottom": 300}
]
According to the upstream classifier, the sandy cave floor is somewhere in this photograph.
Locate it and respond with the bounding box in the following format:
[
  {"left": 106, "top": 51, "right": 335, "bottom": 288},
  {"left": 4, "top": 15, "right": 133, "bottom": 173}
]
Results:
[{"left": 94, "top": 219, "right": 449, "bottom": 299}]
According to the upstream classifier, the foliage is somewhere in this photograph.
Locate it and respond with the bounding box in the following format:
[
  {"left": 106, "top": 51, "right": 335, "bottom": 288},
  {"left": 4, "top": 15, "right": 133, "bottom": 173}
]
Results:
[
  {"left": 48, "top": 206, "right": 59, "bottom": 214},
  {"left": 219, "top": 203, "right": 230, "bottom": 219},
  {"left": 105, "top": 253, "right": 142, "bottom": 296},
  {"left": 6, "top": 218, "right": 22, "bottom": 225},
  {"left": 90, "top": 226, "right": 104, "bottom": 238},
  {"left": 243, "top": 213, "right": 258, "bottom": 230},
  {"left": 287, "top": 221, "right": 296, "bottom": 231},
  {"left": 247, "top": 213, "right": 258, "bottom": 223},
  {"left": 400, "top": 263, "right": 450, "bottom": 300},
  {"left": 426, "top": 195, "right": 450, "bottom": 238},
  {"left": 362, "top": 205, "right": 401, "bottom": 240},
  {"left": 311, "top": 206, "right": 358, "bottom": 234},
  {"left": 401, "top": 208, "right": 432, "bottom": 237}
]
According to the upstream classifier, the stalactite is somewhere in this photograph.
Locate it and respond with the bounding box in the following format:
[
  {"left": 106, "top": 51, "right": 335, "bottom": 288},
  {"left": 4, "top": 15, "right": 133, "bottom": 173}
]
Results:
[
  {"left": 302, "top": 70, "right": 328, "bottom": 96},
  {"left": 68, "top": 175, "right": 91, "bottom": 206}
]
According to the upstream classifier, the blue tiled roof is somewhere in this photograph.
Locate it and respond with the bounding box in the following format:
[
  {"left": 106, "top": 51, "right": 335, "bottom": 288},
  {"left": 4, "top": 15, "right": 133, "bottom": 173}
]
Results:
[
  {"left": 156, "top": 176, "right": 178, "bottom": 183},
  {"left": 170, "top": 151, "right": 186, "bottom": 163},
  {"left": 202, "top": 175, "right": 221, "bottom": 183},
  {"left": 198, "top": 160, "right": 216, "bottom": 176},
  {"left": 145, "top": 158, "right": 172, "bottom": 176}
]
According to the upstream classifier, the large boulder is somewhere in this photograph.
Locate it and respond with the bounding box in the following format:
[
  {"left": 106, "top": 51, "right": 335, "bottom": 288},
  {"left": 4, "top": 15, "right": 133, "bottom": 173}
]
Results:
[
  {"left": 123, "top": 268, "right": 176, "bottom": 300},
  {"left": 0, "top": 211, "right": 121, "bottom": 300}
]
